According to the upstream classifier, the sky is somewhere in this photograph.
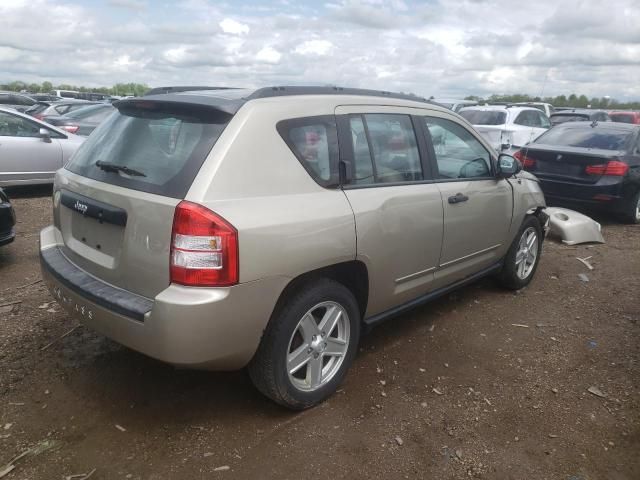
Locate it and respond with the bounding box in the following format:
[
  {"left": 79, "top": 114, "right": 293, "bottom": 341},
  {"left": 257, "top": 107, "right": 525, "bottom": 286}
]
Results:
[{"left": 1, "top": 0, "right": 639, "bottom": 100}]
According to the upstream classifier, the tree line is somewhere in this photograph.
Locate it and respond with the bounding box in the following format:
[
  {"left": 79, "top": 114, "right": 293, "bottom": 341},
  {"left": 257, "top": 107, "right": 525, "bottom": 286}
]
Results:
[
  {"left": 1, "top": 80, "right": 150, "bottom": 97},
  {"left": 464, "top": 93, "right": 640, "bottom": 110},
  {"left": 2, "top": 80, "right": 639, "bottom": 109}
]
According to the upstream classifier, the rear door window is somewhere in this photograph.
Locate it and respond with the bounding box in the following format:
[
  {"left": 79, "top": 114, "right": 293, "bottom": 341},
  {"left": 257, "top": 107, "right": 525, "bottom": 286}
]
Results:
[
  {"left": 423, "top": 117, "right": 492, "bottom": 179},
  {"left": 66, "top": 102, "right": 231, "bottom": 198},
  {"left": 459, "top": 110, "right": 506, "bottom": 125},
  {"left": 277, "top": 115, "right": 339, "bottom": 187}
]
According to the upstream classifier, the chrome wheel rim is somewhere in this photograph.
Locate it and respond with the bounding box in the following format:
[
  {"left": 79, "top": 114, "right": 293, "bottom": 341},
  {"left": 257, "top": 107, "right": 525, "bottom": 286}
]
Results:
[
  {"left": 286, "top": 301, "right": 350, "bottom": 392},
  {"left": 635, "top": 196, "right": 640, "bottom": 221},
  {"left": 515, "top": 227, "right": 538, "bottom": 280}
]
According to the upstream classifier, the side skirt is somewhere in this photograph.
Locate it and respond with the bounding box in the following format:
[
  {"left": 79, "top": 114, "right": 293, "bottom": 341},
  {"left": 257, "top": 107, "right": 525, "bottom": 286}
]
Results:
[{"left": 362, "top": 260, "right": 503, "bottom": 332}]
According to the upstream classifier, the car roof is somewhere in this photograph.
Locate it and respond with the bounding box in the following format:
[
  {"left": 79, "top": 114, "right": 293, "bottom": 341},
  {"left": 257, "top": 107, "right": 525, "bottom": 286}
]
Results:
[
  {"left": 123, "top": 85, "right": 438, "bottom": 115},
  {"left": 459, "top": 105, "right": 539, "bottom": 113},
  {"left": 550, "top": 109, "right": 606, "bottom": 115},
  {"left": 551, "top": 120, "right": 638, "bottom": 131}
]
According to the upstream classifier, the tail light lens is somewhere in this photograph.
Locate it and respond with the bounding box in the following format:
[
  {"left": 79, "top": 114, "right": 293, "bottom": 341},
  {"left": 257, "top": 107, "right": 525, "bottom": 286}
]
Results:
[
  {"left": 513, "top": 150, "right": 536, "bottom": 168},
  {"left": 61, "top": 125, "right": 80, "bottom": 134},
  {"left": 585, "top": 160, "right": 629, "bottom": 176},
  {"left": 170, "top": 201, "right": 238, "bottom": 287}
]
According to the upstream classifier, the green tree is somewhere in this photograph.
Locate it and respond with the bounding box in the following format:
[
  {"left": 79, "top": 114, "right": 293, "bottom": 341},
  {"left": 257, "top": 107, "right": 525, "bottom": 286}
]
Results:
[{"left": 41, "top": 81, "right": 53, "bottom": 93}]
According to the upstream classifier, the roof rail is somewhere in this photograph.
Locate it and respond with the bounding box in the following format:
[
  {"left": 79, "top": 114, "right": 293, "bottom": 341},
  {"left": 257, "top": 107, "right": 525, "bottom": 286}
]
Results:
[
  {"left": 246, "top": 85, "right": 433, "bottom": 104},
  {"left": 144, "top": 86, "right": 239, "bottom": 96}
]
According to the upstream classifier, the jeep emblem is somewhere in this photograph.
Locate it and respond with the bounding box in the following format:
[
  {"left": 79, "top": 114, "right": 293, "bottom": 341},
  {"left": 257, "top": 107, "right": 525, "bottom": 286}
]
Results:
[{"left": 74, "top": 200, "right": 88, "bottom": 214}]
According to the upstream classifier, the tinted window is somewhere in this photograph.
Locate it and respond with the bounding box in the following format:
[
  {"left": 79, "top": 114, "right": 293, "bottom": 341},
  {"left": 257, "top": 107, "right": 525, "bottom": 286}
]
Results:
[
  {"left": 424, "top": 117, "right": 492, "bottom": 179},
  {"left": 537, "top": 111, "right": 551, "bottom": 128},
  {"left": 0, "top": 111, "right": 40, "bottom": 137},
  {"left": 361, "top": 114, "right": 422, "bottom": 183},
  {"left": 535, "top": 127, "right": 631, "bottom": 150},
  {"left": 514, "top": 111, "right": 536, "bottom": 127},
  {"left": 349, "top": 116, "right": 375, "bottom": 184},
  {"left": 54, "top": 105, "right": 72, "bottom": 115},
  {"left": 459, "top": 110, "right": 506, "bottom": 125},
  {"left": 66, "top": 103, "right": 230, "bottom": 198},
  {"left": 277, "top": 116, "right": 338, "bottom": 186}
]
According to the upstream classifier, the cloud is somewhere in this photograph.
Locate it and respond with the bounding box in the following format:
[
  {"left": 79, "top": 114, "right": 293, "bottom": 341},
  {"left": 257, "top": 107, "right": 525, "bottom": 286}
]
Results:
[
  {"left": 107, "top": 0, "right": 147, "bottom": 10},
  {"left": 256, "top": 46, "right": 282, "bottom": 64},
  {"left": 219, "top": 18, "right": 250, "bottom": 35},
  {"left": 0, "top": 0, "right": 638, "bottom": 101},
  {"left": 294, "top": 40, "right": 334, "bottom": 56}
]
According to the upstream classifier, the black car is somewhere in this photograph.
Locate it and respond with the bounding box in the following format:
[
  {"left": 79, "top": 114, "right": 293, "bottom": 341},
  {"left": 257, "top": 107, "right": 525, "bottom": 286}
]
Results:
[
  {"left": 549, "top": 109, "right": 610, "bottom": 126},
  {"left": 0, "top": 91, "right": 37, "bottom": 113},
  {"left": 42, "top": 103, "right": 115, "bottom": 136},
  {"left": 515, "top": 121, "right": 640, "bottom": 223},
  {"left": 0, "top": 188, "right": 16, "bottom": 247}
]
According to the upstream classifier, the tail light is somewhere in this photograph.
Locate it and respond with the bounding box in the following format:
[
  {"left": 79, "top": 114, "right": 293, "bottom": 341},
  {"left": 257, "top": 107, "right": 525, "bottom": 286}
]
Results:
[
  {"left": 61, "top": 125, "right": 80, "bottom": 134},
  {"left": 513, "top": 150, "right": 536, "bottom": 168},
  {"left": 170, "top": 201, "right": 238, "bottom": 287},
  {"left": 585, "top": 160, "right": 629, "bottom": 176}
]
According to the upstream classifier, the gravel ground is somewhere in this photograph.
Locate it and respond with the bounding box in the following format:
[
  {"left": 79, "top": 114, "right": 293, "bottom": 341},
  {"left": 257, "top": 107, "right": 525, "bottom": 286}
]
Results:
[{"left": 0, "top": 186, "right": 638, "bottom": 480}]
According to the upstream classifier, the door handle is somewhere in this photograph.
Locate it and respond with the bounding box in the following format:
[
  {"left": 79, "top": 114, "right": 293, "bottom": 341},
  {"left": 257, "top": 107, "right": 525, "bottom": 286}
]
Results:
[{"left": 448, "top": 193, "right": 469, "bottom": 204}]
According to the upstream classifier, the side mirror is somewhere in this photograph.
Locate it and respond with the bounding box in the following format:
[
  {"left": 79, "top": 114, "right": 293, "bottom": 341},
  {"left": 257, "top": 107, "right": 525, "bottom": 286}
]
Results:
[
  {"left": 39, "top": 128, "right": 51, "bottom": 143},
  {"left": 496, "top": 154, "right": 522, "bottom": 178}
]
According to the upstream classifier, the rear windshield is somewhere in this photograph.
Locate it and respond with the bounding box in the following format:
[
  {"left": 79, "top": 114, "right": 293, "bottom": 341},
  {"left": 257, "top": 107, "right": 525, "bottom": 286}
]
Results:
[
  {"left": 535, "top": 127, "right": 631, "bottom": 150},
  {"left": 65, "top": 102, "right": 230, "bottom": 198},
  {"left": 459, "top": 110, "right": 506, "bottom": 125},
  {"left": 609, "top": 113, "right": 634, "bottom": 124},
  {"left": 550, "top": 114, "right": 588, "bottom": 124}
]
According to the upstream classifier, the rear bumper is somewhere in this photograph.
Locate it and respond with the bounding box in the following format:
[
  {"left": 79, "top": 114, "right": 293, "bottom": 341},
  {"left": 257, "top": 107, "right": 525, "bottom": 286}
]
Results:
[
  {"left": 39, "top": 225, "right": 288, "bottom": 370},
  {"left": 537, "top": 176, "right": 629, "bottom": 212},
  {"left": 0, "top": 202, "right": 16, "bottom": 246},
  {"left": 0, "top": 228, "right": 15, "bottom": 247}
]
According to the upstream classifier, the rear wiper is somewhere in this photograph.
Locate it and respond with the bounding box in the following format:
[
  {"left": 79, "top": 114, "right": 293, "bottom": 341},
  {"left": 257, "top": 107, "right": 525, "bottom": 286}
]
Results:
[{"left": 95, "top": 160, "right": 146, "bottom": 177}]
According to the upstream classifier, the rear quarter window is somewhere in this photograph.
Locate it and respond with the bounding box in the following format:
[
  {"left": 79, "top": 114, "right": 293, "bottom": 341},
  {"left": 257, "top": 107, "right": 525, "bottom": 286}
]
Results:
[
  {"left": 65, "top": 102, "right": 231, "bottom": 198},
  {"left": 276, "top": 115, "right": 339, "bottom": 187}
]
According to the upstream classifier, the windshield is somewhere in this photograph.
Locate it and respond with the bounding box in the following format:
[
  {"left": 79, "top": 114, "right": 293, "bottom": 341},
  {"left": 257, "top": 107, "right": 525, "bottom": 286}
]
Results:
[
  {"left": 535, "top": 127, "right": 631, "bottom": 150},
  {"left": 459, "top": 110, "right": 506, "bottom": 125},
  {"left": 66, "top": 103, "right": 231, "bottom": 198}
]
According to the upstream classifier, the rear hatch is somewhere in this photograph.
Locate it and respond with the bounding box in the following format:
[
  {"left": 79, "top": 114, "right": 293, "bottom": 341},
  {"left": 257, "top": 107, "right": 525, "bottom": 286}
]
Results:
[
  {"left": 473, "top": 125, "right": 511, "bottom": 149},
  {"left": 55, "top": 99, "right": 232, "bottom": 299}
]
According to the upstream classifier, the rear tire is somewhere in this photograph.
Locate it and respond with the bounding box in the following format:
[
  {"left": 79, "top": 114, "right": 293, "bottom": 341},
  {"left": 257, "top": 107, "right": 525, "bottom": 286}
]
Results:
[
  {"left": 619, "top": 190, "right": 640, "bottom": 224},
  {"left": 497, "top": 216, "right": 543, "bottom": 290},
  {"left": 248, "top": 279, "right": 360, "bottom": 410}
]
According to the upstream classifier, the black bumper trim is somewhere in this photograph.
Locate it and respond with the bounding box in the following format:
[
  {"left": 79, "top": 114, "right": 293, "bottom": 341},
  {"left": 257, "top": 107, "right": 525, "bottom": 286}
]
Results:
[
  {"left": 40, "top": 247, "right": 153, "bottom": 322},
  {"left": 0, "top": 229, "right": 15, "bottom": 247}
]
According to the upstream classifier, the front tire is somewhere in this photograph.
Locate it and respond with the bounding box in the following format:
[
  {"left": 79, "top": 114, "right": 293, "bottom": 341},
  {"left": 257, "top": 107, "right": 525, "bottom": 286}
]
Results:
[
  {"left": 497, "top": 216, "right": 543, "bottom": 290},
  {"left": 248, "top": 279, "right": 360, "bottom": 410}
]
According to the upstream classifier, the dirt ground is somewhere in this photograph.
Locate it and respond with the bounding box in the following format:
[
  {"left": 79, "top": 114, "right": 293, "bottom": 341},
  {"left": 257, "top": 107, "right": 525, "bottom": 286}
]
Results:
[{"left": 0, "top": 186, "right": 638, "bottom": 480}]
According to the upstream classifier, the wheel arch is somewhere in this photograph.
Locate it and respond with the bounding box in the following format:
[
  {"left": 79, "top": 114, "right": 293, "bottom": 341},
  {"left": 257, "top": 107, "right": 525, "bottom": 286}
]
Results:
[{"left": 270, "top": 260, "right": 369, "bottom": 323}]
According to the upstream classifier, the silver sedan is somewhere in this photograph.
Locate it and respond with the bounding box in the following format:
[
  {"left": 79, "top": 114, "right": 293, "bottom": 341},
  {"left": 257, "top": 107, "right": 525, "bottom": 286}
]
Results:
[{"left": 0, "top": 106, "right": 85, "bottom": 187}]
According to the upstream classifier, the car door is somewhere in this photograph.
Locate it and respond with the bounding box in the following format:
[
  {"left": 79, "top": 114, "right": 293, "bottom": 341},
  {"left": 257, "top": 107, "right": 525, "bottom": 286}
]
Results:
[
  {"left": 420, "top": 115, "right": 513, "bottom": 286},
  {"left": 336, "top": 105, "right": 444, "bottom": 317},
  {"left": 0, "top": 110, "right": 64, "bottom": 185}
]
